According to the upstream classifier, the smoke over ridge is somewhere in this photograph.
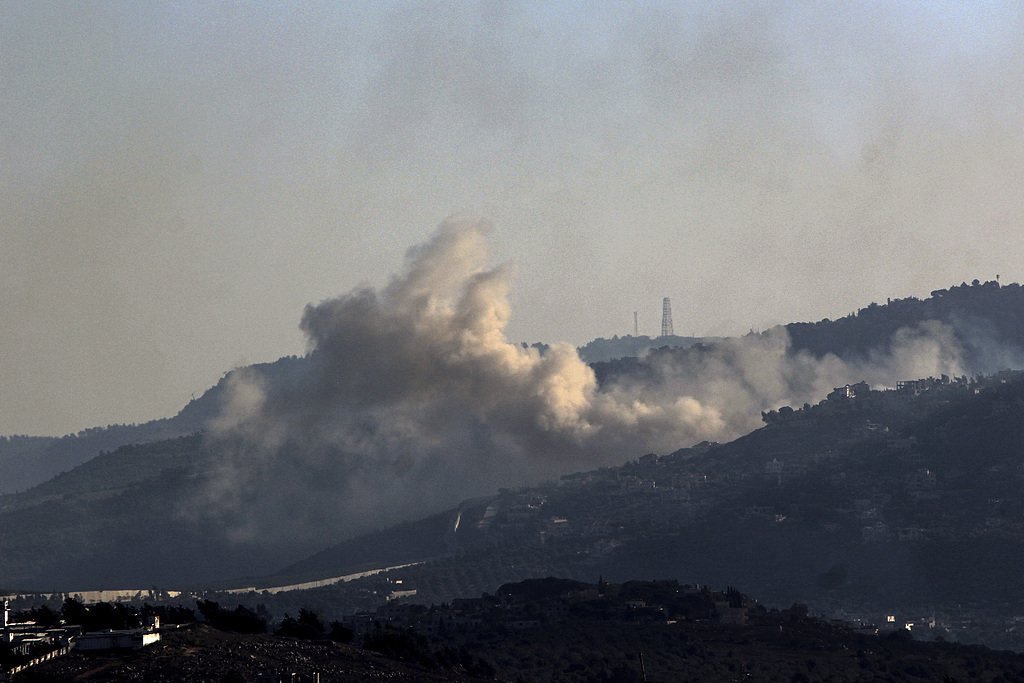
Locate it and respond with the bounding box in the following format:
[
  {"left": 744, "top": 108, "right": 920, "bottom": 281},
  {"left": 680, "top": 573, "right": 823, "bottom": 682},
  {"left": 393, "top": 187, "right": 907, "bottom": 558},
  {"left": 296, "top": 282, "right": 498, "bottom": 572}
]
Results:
[{"left": 193, "top": 218, "right": 965, "bottom": 545}]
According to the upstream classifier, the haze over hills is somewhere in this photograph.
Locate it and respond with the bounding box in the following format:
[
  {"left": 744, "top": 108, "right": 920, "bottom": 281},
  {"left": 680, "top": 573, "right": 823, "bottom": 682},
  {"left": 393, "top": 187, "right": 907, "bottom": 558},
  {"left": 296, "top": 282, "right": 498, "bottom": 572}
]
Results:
[
  {"left": 0, "top": 356, "right": 306, "bottom": 496},
  {"left": 576, "top": 334, "right": 724, "bottom": 363},
  {"left": 5, "top": 276, "right": 1019, "bottom": 500},
  {"left": 4, "top": 263, "right": 1024, "bottom": 595}
]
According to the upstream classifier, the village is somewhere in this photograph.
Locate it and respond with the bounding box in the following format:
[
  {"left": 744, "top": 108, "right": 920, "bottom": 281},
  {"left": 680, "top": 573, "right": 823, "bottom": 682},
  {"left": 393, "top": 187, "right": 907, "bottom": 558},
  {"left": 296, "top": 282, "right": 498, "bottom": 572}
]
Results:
[{"left": 0, "top": 599, "right": 161, "bottom": 680}]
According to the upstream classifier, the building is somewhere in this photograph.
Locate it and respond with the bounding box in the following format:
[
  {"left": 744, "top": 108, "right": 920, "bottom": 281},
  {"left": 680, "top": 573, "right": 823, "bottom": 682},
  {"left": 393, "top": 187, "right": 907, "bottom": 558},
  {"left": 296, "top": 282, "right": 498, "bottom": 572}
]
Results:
[
  {"left": 828, "top": 381, "right": 870, "bottom": 400},
  {"left": 74, "top": 627, "right": 160, "bottom": 651},
  {"left": 1, "top": 600, "right": 79, "bottom": 679}
]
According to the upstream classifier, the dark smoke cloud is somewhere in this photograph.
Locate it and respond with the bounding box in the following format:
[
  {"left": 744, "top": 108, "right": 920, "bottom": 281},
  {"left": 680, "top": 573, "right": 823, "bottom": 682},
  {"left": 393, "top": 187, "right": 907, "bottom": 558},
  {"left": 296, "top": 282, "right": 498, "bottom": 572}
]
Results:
[{"left": 189, "top": 219, "right": 967, "bottom": 546}]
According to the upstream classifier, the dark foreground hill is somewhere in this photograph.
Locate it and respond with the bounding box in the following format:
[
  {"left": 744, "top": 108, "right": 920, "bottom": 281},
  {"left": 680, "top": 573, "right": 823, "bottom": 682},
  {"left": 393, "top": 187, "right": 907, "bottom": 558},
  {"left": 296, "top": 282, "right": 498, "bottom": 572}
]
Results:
[
  {"left": 19, "top": 578, "right": 1024, "bottom": 683},
  {"left": 408, "top": 577, "right": 1024, "bottom": 682},
  {"left": 17, "top": 624, "right": 481, "bottom": 683}
]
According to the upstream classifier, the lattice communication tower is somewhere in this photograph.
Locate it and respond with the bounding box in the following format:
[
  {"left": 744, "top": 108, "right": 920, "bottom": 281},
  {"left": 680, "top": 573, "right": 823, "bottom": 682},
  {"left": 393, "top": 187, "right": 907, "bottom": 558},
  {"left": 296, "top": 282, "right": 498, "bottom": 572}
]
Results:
[{"left": 661, "top": 297, "right": 674, "bottom": 337}]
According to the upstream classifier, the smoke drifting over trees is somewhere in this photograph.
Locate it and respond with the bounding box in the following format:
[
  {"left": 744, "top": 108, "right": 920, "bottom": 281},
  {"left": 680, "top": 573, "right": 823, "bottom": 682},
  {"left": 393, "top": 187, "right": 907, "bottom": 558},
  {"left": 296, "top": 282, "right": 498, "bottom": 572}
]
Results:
[{"left": 190, "top": 219, "right": 969, "bottom": 545}]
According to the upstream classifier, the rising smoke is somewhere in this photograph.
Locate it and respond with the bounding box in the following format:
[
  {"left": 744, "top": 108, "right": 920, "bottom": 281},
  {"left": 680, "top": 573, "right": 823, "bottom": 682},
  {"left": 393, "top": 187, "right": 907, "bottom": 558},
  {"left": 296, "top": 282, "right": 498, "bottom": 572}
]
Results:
[{"left": 193, "top": 217, "right": 966, "bottom": 545}]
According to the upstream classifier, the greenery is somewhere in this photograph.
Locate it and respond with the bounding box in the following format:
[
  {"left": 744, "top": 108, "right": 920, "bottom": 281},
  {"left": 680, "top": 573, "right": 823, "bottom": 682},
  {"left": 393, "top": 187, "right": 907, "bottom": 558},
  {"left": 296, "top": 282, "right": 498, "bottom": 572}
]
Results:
[
  {"left": 13, "top": 597, "right": 194, "bottom": 633},
  {"left": 196, "top": 600, "right": 267, "bottom": 634}
]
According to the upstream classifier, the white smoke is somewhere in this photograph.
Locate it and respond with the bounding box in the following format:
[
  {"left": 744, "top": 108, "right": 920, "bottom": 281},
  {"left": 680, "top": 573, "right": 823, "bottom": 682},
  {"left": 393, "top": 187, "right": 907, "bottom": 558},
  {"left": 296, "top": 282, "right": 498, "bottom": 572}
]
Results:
[{"left": 190, "top": 217, "right": 965, "bottom": 545}]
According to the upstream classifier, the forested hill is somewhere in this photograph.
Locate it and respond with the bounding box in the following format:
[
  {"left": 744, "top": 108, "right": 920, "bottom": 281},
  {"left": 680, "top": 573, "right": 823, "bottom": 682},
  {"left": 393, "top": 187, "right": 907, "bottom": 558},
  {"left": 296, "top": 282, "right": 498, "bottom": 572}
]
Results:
[
  {"left": 576, "top": 334, "right": 724, "bottom": 363},
  {"left": 248, "top": 370, "right": 1024, "bottom": 651},
  {"left": 0, "top": 355, "right": 307, "bottom": 495},
  {"left": 785, "top": 279, "right": 1024, "bottom": 367},
  {"left": 8, "top": 280, "right": 1021, "bottom": 498}
]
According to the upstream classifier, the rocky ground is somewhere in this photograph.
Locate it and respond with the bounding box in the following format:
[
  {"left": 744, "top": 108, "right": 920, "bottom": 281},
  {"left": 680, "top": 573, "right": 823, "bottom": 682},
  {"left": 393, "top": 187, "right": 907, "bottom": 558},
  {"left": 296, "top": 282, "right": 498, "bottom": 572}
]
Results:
[{"left": 17, "top": 625, "right": 483, "bottom": 682}]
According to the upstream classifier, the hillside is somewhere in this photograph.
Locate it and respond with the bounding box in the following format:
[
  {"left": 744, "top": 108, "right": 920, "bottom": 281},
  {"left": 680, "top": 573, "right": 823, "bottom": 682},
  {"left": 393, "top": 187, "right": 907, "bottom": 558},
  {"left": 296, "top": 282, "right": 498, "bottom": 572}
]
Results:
[
  {"left": 368, "top": 577, "right": 1024, "bottom": 682},
  {"left": 0, "top": 420, "right": 202, "bottom": 497},
  {"left": 8, "top": 280, "right": 1021, "bottom": 499},
  {"left": 0, "top": 435, "right": 317, "bottom": 590},
  {"left": 20, "top": 580, "right": 1024, "bottom": 683},
  {"left": 593, "top": 280, "right": 1024, "bottom": 388},
  {"left": 6, "top": 282, "right": 1024, "bottom": 594},
  {"left": 4, "top": 366, "right": 1024, "bottom": 601},
  {"left": 784, "top": 279, "right": 1024, "bottom": 367},
  {"left": 243, "top": 370, "right": 1024, "bottom": 649},
  {"left": 0, "top": 357, "right": 308, "bottom": 496},
  {"left": 576, "top": 334, "right": 723, "bottom": 363}
]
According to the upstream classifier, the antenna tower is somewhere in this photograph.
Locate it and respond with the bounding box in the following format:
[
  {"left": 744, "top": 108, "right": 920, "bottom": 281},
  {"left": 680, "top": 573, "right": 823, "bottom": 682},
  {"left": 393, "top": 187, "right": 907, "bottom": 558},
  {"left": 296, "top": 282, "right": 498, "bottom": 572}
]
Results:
[
  {"left": 661, "top": 297, "right": 674, "bottom": 337},
  {"left": 633, "top": 311, "right": 639, "bottom": 337}
]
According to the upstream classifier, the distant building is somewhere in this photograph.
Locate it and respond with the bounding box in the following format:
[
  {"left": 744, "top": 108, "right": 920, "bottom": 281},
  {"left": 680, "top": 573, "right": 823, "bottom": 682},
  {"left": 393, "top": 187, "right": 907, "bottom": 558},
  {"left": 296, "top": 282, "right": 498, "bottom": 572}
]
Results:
[
  {"left": 896, "top": 379, "right": 924, "bottom": 394},
  {"left": 387, "top": 589, "right": 418, "bottom": 601},
  {"left": 828, "top": 381, "right": 870, "bottom": 400},
  {"left": 75, "top": 628, "right": 160, "bottom": 651},
  {"left": 74, "top": 615, "right": 161, "bottom": 651},
  {"left": 1, "top": 599, "right": 81, "bottom": 678}
]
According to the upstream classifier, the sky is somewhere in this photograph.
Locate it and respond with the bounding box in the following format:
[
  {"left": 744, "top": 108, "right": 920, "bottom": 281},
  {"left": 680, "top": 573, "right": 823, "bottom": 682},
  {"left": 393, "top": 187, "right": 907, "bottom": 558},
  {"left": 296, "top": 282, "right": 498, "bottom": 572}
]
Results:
[{"left": 3, "top": 1, "right": 1024, "bottom": 436}]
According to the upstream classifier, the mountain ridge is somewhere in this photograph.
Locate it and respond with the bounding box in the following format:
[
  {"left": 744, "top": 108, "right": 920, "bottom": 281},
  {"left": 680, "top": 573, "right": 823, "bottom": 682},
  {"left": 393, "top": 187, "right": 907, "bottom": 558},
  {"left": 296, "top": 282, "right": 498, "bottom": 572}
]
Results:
[{"left": 4, "top": 281, "right": 1024, "bottom": 594}]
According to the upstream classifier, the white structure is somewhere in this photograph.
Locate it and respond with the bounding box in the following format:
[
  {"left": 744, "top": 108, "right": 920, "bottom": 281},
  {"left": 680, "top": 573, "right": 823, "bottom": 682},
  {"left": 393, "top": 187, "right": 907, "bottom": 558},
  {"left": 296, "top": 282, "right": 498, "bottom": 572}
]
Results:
[{"left": 75, "top": 628, "right": 160, "bottom": 651}]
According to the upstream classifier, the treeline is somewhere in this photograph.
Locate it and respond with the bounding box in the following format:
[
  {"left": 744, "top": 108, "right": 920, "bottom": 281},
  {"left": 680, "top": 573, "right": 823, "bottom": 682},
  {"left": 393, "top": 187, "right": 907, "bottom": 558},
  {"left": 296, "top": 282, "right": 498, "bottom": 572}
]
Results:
[
  {"left": 786, "top": 279, "right": 1024, "bottom": 364},
  {"left": 14, "top": 597, "right": 356, "bottom": 643},
  {"left": 14, "top": 598, "right": 194, "bottom": 631}
]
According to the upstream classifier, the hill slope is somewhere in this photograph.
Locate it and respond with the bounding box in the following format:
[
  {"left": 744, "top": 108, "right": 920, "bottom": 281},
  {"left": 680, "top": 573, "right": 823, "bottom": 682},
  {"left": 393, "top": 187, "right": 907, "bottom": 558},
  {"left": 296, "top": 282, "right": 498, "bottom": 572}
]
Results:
[
  {"left": 8, "top": 280, "right": 1022, "bottom": 497},
  {"left": 0, "top": 435, "right": 318, "bottom": 589},
  {"left": 6, "top": 282, "right": 1024, "bottom": 593},
  {"left": 0, "top": 356, "right": 307, "bottom": 495},
  {"left": 262, "top": 370, "right": 1024, "bottom": 649},
  {"left": 784, "top": 279, "right": 1024, "bottom": 367}
]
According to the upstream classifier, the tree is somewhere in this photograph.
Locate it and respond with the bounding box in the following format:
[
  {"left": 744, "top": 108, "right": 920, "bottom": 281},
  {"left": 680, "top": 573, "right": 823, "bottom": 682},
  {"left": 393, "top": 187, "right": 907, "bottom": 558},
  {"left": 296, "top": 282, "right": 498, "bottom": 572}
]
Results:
[
  {"left": 197, "top": 600, "right": 267, "bottom": 633},
  {"left": 13, "top": 604, "right": 60, "bottom": 628},
  {"left": 275, "top": 608, "right": 327, "bottom": 639},
  {"left": 61, "top": 597, "right": 88, "bottom": 626},
  {"left": 329, "top": 621, "right": 354, "bottom": 643}
]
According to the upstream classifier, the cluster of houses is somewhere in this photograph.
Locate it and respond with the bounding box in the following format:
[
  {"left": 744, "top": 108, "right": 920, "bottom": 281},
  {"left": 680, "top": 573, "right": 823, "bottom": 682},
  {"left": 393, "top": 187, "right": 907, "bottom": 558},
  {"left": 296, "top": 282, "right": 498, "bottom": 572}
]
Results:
[{"left": 0, "top": 599, "right": 160, "bottom": 680}]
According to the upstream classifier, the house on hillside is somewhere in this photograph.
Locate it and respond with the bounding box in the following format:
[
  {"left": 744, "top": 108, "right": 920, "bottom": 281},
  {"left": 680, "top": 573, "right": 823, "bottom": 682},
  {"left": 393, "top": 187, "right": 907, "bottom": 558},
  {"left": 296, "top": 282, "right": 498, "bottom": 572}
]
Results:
[{"left": 828, "top": 381, "right": 870, "bottom": 401}]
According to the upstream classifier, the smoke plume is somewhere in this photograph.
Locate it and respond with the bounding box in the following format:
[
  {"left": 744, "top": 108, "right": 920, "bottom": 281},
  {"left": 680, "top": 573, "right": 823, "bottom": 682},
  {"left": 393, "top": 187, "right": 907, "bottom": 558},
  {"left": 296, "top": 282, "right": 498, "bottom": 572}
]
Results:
[{"left": 192, "top": 218, "right": 966, "bottom": 545}]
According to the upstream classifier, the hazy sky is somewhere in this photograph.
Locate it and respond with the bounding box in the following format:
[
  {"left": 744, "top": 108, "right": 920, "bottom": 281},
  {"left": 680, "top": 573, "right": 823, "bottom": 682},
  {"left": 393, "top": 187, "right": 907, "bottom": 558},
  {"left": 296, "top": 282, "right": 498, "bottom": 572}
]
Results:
[{"left": 4, "top": 1, "right": 1024, "bottom": 435}]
